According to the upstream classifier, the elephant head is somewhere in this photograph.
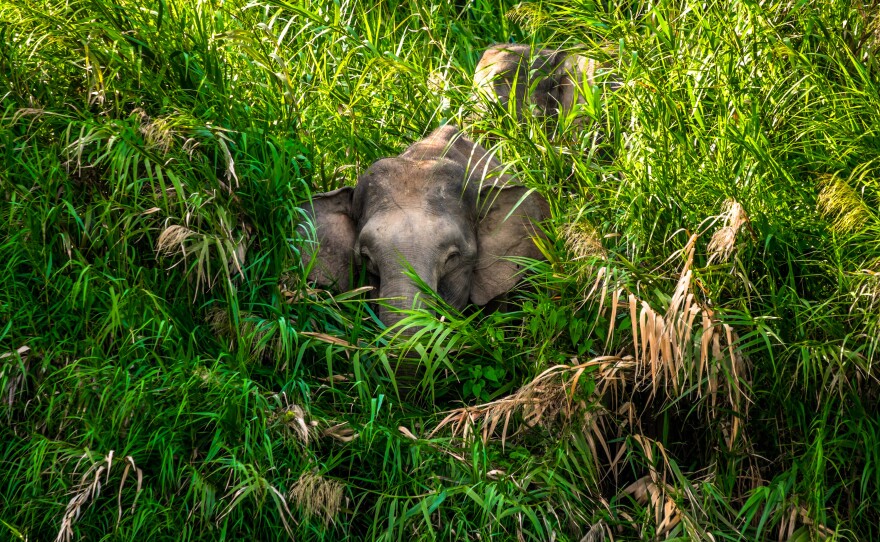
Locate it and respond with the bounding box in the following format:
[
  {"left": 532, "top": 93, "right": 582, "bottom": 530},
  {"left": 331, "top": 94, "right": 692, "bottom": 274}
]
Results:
[
  {"left": 473, "top": 44, "right": 619, "bottom": 123},
  {"left": 301, "top": 125, "right": 549, "bottom": 328}
]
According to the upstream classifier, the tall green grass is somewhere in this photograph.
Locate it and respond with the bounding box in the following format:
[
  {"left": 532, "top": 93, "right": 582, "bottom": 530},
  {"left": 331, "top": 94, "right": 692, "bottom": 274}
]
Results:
[{"left": 1, "top": 0, "right": 879, "bottom": 539}]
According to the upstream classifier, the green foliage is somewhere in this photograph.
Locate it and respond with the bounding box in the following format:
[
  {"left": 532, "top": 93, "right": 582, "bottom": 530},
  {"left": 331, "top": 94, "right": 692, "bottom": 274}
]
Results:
[{"left": 1, "top": 0, "right": 879, "bottom": 539}]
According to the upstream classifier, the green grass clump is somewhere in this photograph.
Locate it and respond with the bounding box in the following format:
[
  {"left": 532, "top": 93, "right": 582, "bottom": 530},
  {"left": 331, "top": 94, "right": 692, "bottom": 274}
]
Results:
[{"left": 2, "top": 0, "right": 880, "bottom": 539}]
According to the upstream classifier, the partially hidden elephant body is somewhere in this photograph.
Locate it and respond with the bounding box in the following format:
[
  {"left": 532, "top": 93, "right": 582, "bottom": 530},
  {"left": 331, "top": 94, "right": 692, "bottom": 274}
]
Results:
[
  {"left": 302, "top": 125, "right": 549, "bottom": 327},
  {"left": 474, "top": 44, "right": 618, "bottom": 122}
]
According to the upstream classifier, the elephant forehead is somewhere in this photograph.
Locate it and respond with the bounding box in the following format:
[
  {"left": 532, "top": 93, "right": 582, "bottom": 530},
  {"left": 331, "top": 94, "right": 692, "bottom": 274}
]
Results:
[
  {"left": 359, "top": 211, "right": 474, "bottom": 249},
  {"left": 357, "top": 158, "right": 475, "bottom": 211},
  {"left": 476, "top": 45, "right": 560, "bottom": 79}
]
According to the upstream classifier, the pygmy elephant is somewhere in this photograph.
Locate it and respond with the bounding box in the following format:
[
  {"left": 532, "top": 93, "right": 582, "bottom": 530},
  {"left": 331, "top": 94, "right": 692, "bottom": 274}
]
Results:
[
  {"left": 301, "top": 125, "right": 549, "bottom": 327},
  {"left": 473, "top": 44, "right": 619, "bottom": 122}
]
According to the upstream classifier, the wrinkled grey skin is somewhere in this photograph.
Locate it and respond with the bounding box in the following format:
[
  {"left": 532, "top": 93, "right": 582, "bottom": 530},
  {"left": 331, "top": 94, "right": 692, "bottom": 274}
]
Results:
[
  {"left": 302, "top": 125, "right": 549, "bottom": 328},
  {"left": 474, "top": 44, "right": 619, "bottom": 122}
]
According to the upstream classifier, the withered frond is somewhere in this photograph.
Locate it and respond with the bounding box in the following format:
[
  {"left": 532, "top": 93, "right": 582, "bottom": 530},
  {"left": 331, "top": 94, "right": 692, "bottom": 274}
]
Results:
[
  {"left": 156, "top": 224, "right": 197, "bottom": 258},
  {"left": 55, "top": 451, "right": 143, "bottom": 542},
  {"left": 430, "top": 356, "right": 635, "bottom": 454},
  {"left": 322, "top": 422, "right": 359, "bottom": 443},
  {"left": 777, "top": 504, "right": 835, "bottom": 542},
  {"left": 623, "top": 474, "right": 683, "bottom": 537},
  {"left": 268, "top": 392, "right": 319, "bottom": 446},
  {"left": 707, "top": 199, "right": 752, "bottom": 264},
  {"left": 563, "top": 220, "right": 607, "bottom": 263},
  {"left": 288, "top": 471, "right": 344, "bottom": 526},
  {"left": 133, "top": 108, "right": 176, "bottom": 155},
  {"left": 1, "top": 345, "right": 31, "bottom": 409},
  {"left": 630, "top": 235, "right": 752, "bottom": 447},
  {"left": 156, "top": 214, "right": 250, "bottom": 297}
]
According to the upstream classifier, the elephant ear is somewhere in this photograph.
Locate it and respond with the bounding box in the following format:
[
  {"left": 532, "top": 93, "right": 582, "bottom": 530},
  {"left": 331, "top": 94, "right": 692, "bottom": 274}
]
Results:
[
  {"left": 549, "top": 54, "right": 596, "bottom": 117},
  {"left": 301, "top": 187, "right": 356, "bottom": 291},
  {"left": 471, "top": 185, "right": 550, "bottom": 306}
]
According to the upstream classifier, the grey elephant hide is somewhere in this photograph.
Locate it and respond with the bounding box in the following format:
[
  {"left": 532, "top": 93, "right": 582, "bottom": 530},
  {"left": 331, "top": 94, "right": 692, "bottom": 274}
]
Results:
[
  {"left": 300, "top": 125, "right": 549, "bottom": 326},
  {"left": 473, "top": 44, "right": 619, "bottom": 123}
]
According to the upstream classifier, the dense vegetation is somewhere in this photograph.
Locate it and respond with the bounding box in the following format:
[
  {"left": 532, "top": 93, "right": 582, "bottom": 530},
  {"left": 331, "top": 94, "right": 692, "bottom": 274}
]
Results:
[{"left": 2, "top": 0, "right": 880, "bottom": 539}]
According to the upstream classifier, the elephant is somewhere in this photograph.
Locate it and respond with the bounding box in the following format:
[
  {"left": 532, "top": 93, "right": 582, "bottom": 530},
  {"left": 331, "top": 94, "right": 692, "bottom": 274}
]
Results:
[
  {"left": 473, "top": 44, "right": 619, "bottom": 123},
  {"left": 301, "top": 125, "right": 550, "bottom": 328}
]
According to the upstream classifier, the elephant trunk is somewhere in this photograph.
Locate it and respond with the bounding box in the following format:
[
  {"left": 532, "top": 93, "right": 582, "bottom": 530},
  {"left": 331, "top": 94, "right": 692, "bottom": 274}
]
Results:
[
  {"left": 377, "top": 274, "right": 436, "bottom": 392},
  {"left": 376, "top": 276, "right": 432, "bottom": 334}
]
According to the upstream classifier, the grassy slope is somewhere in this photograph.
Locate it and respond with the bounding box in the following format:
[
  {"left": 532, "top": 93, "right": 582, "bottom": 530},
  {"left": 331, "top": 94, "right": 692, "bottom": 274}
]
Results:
[{"left": 2, "top": 0, "right": 880, "bottom": 540}]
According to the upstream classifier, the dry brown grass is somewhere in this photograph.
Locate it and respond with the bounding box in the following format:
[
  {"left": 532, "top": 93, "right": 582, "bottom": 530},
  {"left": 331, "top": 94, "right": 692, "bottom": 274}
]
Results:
[
  {"left": 155, "top": 224, "right": 197, "bottom": 258},
  {"left": 432, "top": 356, "right": 635, "bottom": 472},
  {"left": 776, "top": 505, "right": 834, "bottom": 542},
  {"left": 0, "top": 345, "right": 30, "bottom": 409},
  {"left": 210, "top": 124, "right": 239, "bottom": 190},
  {"left": 707, "top": 199, "right": 752, "bottom": 264},
  {"left": 322, "top": 422, "right": 359, "bottom": 443},
  {"left": 577, "top": 231, "right": 753, "bottom": 446},
  {"left": 619, "top": 435, "right": 693, "bottom": 538},
  {"left": 617, "top": 435, "right": 732, "bottom": 540},
  {"left": 269, "top": 392, "right": 318, "bottom": 446},
  {"left": 563, "top": 220, "right": 607, "bottom": 263},
  {"left": 205, "top": 308, "right": 282, "bottom": 361},
  {"left": 55, "top": 451, "right": 143, "bottom": 542},
  {"left": 288, "top": 471, "right": 344, "bottom": 526},
  {"left": 133, "top": 108, "right": 175, "bottom": 154},
  {"left": 622, "top": 474, "right": 683, "bottom": 537},
  {"left": 156, "top": 217, "right": 248, "bottom": 298},
  {"left": 631, "top": 235, "right": 751, "bottom": 435}
]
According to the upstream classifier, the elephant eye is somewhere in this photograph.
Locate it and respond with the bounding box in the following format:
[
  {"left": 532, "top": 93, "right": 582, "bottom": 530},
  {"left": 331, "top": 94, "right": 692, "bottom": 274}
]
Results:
[{"left": 445, "top": 250, "right": 461, "bottom": 269}]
